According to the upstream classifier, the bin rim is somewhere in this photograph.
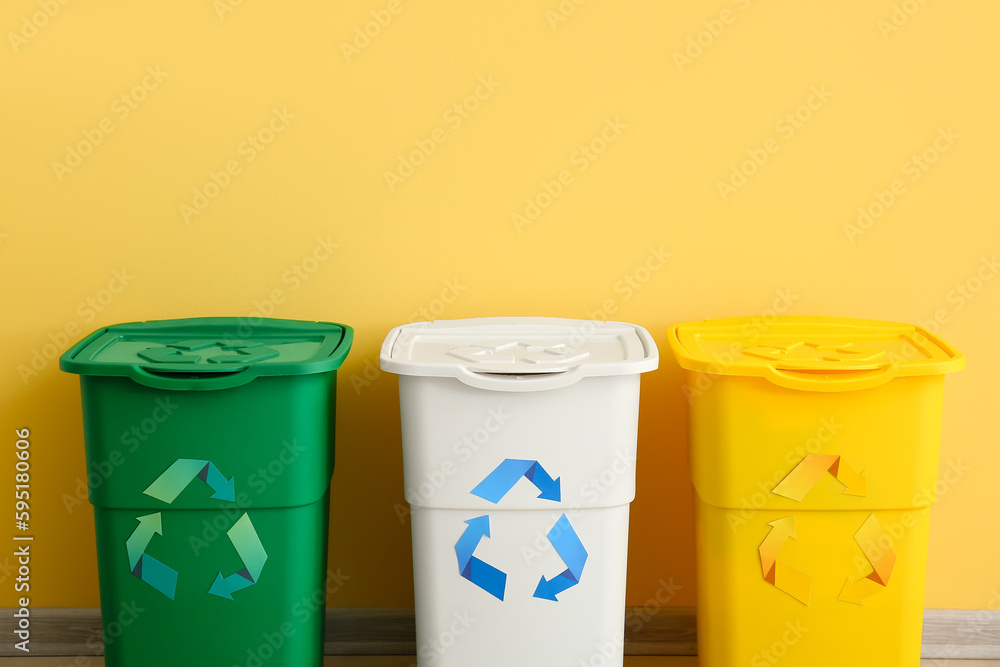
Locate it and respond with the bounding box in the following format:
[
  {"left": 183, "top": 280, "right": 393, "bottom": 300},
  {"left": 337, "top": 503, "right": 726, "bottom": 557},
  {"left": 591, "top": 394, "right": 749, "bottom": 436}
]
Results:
[
  {"left": 60, "top": 317, "right": 354, "bottom": 390},
  {"left": 668, "top": 315, "right": 963, "bottom": 392},
  {"left": 380, "top": 317, "right": 658, "bottom": 391}
]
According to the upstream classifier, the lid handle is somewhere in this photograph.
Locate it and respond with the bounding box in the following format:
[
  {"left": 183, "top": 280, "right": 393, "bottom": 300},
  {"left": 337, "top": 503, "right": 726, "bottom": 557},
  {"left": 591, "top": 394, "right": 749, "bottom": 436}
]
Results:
[
  {"left": 765, "top": 365, "right": 897, "bottom": 392},
  {"left": 129, "top": 366, "right": 259, "bottom": 391},
  {"left": 454, "top": 366, "right": 589, "bottom": 392}
]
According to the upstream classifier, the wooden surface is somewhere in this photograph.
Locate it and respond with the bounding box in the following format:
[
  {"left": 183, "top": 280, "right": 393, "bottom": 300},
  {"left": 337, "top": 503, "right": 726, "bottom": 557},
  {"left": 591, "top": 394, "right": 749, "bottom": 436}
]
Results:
[{"left": 2, "top": 606, "right": 998, "bottom": 658}]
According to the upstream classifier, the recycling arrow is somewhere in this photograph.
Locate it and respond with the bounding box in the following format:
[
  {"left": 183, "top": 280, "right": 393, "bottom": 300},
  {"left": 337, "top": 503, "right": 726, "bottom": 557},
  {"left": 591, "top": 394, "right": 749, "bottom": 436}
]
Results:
[
  {"left": 126, "top": 513, "right": 178, "bottom": 600},
  {"left": 448, "top": 342, "right": 589, "bottom": 367},
  {"left": 471, "top": 459, "right": 561, "bottom": 504},
  {"left": 772, "top": 455, "right": 866, "bottom": 502},
  {"left": 126, "top": 512, "right": 162, "bottom": 570},
  {"left": 454, "top": 516, "right": 507, "bottom": 601},
  {"left": 533, "top": 514, "right": 588, "bottom": 601},
  {"left": 209, "top": 513, "right": 268, "bottom": 600},
  {"left": 209, "top": 573, "right": 254, "bottom": 599},
  {"left": 208, "top": 345, "right": 279, "bottom": 364},
  {"left": 839, "top": 513, "right": 896, "bottom": 605},
  {"left": 137, "top": 347, "right": 202, "bottom": 364},
  {"left": 134, "top": 553, "right": 178, "bottom": 601},
  {"left": 758, "top": 516, "right": 812, "bottom": 606},
  {"left": 143, "top": 459, "right": 236, "bottom": 504}
]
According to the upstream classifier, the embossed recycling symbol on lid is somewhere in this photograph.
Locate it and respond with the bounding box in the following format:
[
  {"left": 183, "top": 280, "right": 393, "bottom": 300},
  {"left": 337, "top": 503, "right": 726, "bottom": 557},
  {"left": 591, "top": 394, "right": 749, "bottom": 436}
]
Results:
[
  {"left": 137, "top": 340, "right": 281, "bottom": 365},
  {"left": 741, "top": 341, "right": 886, "bottom": 370},
  {"left": 447, "top": 342, "right": 589, "bottom": 369}
]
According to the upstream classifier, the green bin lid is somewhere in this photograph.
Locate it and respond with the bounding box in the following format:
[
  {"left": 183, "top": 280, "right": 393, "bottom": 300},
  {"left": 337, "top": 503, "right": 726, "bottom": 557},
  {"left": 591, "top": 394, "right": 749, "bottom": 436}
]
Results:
[{"left": 60, "top": 318, "right": 353, "bottom": 389}]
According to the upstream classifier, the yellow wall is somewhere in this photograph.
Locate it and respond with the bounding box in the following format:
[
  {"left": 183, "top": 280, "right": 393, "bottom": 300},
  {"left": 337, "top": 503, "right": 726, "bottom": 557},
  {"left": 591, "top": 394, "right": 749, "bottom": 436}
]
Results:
[{"left": 2, "top": 1, "right": 998, "bottom": 611}]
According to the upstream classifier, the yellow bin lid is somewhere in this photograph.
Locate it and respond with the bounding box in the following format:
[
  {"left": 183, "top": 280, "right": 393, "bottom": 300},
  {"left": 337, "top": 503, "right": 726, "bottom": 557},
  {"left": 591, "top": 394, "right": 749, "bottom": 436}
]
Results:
[{"left": 668, "top": 316, "right": 964, "bottom": 391}]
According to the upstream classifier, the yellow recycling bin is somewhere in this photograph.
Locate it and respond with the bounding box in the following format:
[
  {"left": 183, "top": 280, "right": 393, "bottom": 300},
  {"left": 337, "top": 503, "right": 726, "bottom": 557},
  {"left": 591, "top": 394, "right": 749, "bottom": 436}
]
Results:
[{"left": 668, "top": 316, "right": 964, "bottom": 667}]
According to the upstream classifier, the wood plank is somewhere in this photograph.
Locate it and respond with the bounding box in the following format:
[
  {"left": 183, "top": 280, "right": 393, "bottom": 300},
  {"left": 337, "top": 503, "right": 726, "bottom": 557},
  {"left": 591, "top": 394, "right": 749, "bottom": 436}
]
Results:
[
  {"left": 624, "top": 606, "right": 697, "bottom": 656},
  {"left": 325, "top": 608, "right": 415, "bottom": 656},
  {"left": 2, "top": 607, "right": 998, "bottom": 658},
  {"left": 923, "top": 609, "right": 1000, "bottom": 660}
]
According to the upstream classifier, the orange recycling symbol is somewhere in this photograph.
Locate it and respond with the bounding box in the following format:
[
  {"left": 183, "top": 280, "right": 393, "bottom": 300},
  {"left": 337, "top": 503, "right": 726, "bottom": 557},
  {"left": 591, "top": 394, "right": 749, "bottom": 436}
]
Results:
[
  {"left": 838, "top": 514, "right": 897, "bottom": 605},
  {"left": 772, "top": 455, "right": 867, "bottom": 501},
  {"left": 759, "top": 514, "right": 895, "bottom": 607},
  {"left": 759, "top": 517, "right": 812, "bottom": 605},
  {"left": 759, "top": 455, "right": 895, "bottom": 606}
]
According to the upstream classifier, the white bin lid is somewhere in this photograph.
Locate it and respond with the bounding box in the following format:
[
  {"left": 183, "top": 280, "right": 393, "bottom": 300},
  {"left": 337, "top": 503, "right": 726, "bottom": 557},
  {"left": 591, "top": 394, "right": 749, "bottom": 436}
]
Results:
[{"left": 380, "top": 317, "right": 658, "bottom": 391}]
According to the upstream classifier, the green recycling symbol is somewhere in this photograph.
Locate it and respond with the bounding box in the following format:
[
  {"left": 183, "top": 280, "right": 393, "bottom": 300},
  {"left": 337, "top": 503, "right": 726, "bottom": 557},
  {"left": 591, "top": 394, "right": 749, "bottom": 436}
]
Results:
[{"left": 126, "top": 458, "right": 267, "bottom": 600}]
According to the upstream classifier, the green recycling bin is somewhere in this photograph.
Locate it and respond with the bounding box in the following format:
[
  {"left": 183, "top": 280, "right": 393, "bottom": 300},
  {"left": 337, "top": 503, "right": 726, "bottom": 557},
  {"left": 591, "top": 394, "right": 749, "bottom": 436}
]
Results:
[{"left": 60, "top": 318, "right": 353, "bottom": 667}]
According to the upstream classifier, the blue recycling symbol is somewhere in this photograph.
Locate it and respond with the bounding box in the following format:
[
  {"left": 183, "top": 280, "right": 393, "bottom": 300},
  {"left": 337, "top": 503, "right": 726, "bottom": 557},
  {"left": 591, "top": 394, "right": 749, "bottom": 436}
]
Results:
[{"left": 455, "top": 458, "right": 589, "bottom": 602}]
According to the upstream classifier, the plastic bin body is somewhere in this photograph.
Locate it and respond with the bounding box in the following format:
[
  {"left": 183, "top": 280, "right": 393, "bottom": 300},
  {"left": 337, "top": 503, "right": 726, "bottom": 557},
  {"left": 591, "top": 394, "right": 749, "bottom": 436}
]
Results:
[
  {"left": 381, "top": 318, "right": 658, "bottom": 667},
  {"left": 669, "top": 317, "right": 964, "bottom": 667},
  {"left": 61, "top": 318, "right": 352, "bottom": 667}
]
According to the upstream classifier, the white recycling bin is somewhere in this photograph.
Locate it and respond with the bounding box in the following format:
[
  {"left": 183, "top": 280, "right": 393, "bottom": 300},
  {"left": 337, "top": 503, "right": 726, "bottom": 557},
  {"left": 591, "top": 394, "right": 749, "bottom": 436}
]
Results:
[{"left": 380, "top": 317, "right": 658, "bottom": 667}]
